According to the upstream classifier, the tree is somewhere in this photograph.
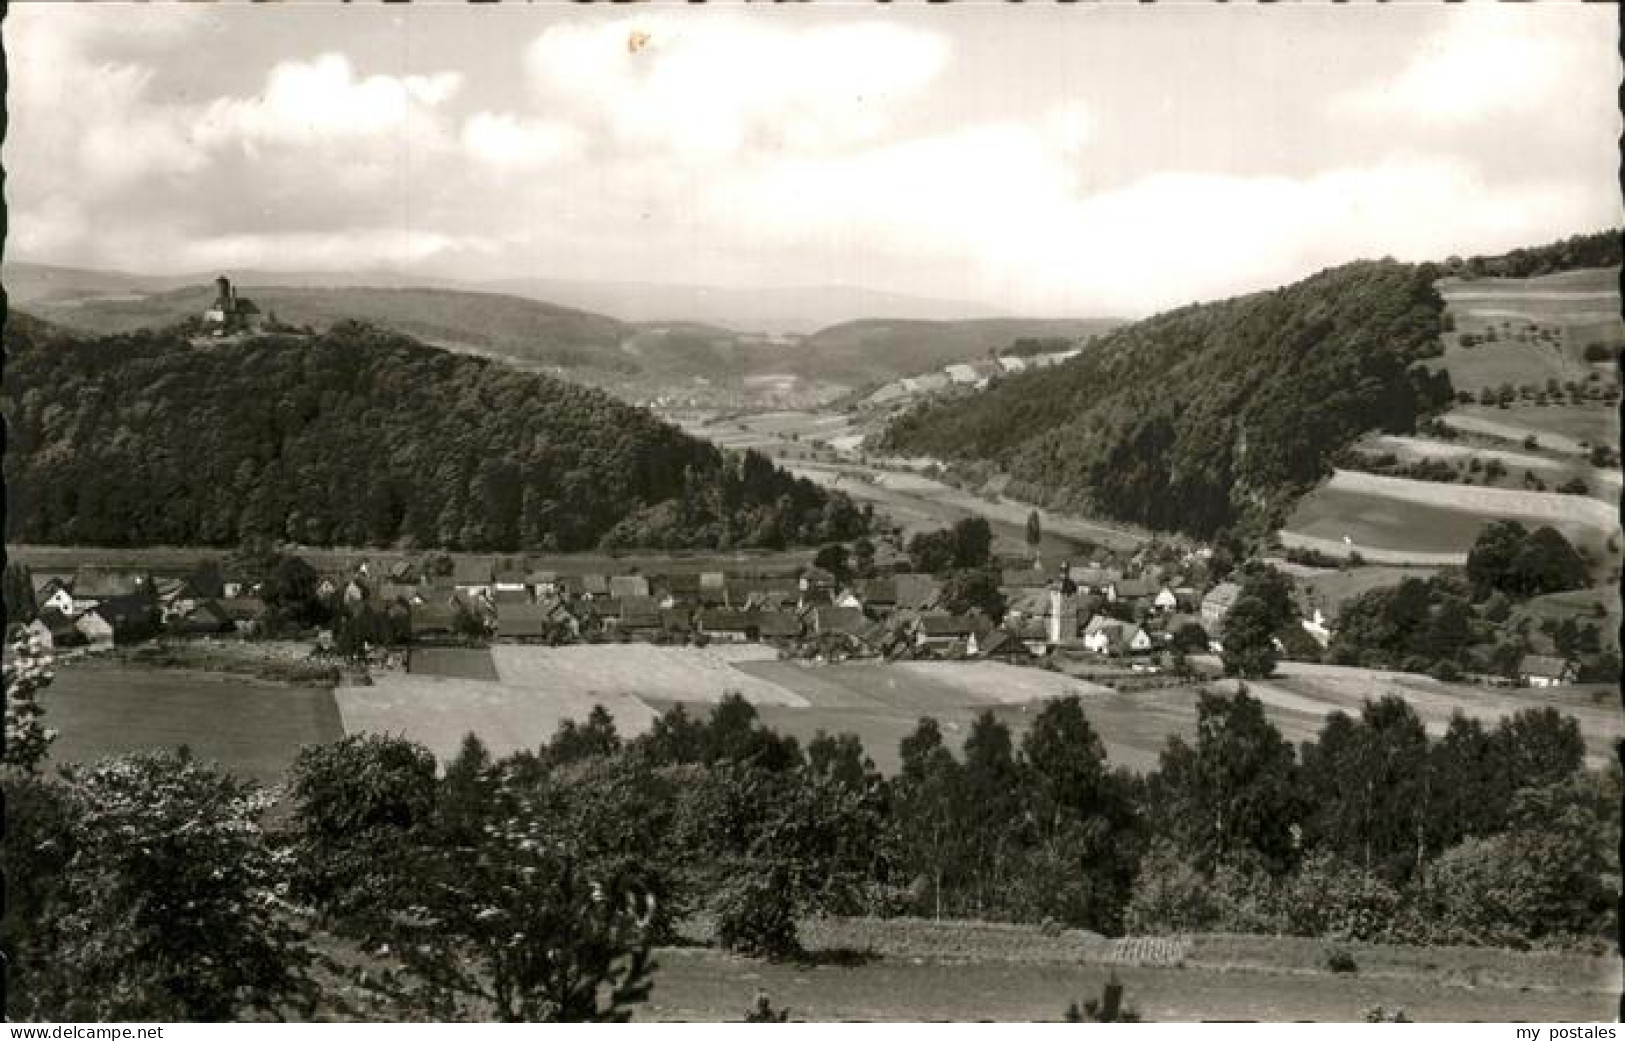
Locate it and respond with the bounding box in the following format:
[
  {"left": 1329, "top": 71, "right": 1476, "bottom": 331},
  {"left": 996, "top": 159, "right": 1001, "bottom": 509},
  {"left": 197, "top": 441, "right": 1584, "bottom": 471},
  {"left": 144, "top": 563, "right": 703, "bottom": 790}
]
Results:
[
  {"left": 893, "top": 718, "right": 967, "bottom": 918},
  {"left": 1467, "top": 520, "right": 1587, "bottom": 599},
  {"left": 812, "top": 543, "right": 852, "bottom": 585},
  {"left": 1025, "top": 510, "right": 1043, "bottom": 562},
  {"left": 1220, "top": 595, "right": 1278, "bottom": 678},
  {"left": 4, "top": 562, "right": 39, "bottom": 622},
  {"left": 285, "top": 733, "right": 439, "bottom": 922},
  {"left": 24, "top": 751, "right": 315, "bottom": 1021},
  {"left": 1509, "top": 526, "right": 1589, "bottom": 598},
  {"left": 384, "top": 765, "right": 660, "bottom": 1021},
  {"left": 1299, "top": 697, "right": 1431, "bottom": 881},
  {"left": 940, "top": 566, "right": 1007, "bottom": 622},
  {"left": 951, "top": 517, "right": 994, "bottom": 569},
  {"left": 712, "top": 766, "right": 888, "bottom": 959},
  {"left": 261, "top": 553, "right": 329, "bottom": 629},
  {"left": 1151, "top": 688, "right": 1300, "bottom": 872},
  {"left": 547, "top": 704, "right": 623, "bottom": 766},
  {"left": 906, "top": 528, "right": 958, "bottom": 574}
]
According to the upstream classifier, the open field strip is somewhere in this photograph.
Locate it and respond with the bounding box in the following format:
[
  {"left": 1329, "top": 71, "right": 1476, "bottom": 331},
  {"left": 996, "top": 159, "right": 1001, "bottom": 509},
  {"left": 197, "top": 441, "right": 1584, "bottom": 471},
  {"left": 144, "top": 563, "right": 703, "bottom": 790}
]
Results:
[
  {"left": 1292, "top": 565, "right": 1441, "bottom": 605},
  {"left": 783, "top": 459, "right": 1145, "bottom": 552},
  {"left": 337, "top": 672, "right": 660, "bottom": 765},
  {"left": 1368, "top": 433, "right": 1553, "bottom": 470},
  {"left": 490, "top": 644, "right": 810, "bottom": 706},
  {"left": 1279, "top": 522, "right": 1470, "bottom": 566},
  {"left": 407, "top": 646, "right": 500, "bottom": 681},
  {"left": 1324, "top": 468, "right": 1614, "bottom": 529},
  {"left": 892, "top": 661, "right": 1116, "bottom": 704},
  {"left": 1442, "top": 409, "right": 1616, "bottom": 456},
  {"left": 1370, "top": 435, "right": 1622, "bottom": 495},
  {"left": 1426, "top": 342, "right": 1592, "bottom": 392}
]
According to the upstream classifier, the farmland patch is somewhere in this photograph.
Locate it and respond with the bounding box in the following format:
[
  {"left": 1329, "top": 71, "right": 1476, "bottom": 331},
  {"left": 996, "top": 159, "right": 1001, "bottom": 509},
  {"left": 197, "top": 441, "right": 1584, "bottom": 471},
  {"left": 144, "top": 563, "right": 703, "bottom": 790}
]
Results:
[
  {"left": 490, "top": 644, "right": 809, "bottom": 706},
  {"left": 46, "top": 660, "right": 342, "bottom": 783}
]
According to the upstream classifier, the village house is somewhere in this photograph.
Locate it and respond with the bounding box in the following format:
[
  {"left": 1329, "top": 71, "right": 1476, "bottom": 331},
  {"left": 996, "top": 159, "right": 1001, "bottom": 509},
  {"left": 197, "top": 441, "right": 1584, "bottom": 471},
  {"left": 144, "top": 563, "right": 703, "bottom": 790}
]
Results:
[
  {"left": 1067, "top": 565, "right": 1122, "bottom": 596},
  {"left": 1151, "top": 586, "right": 1180, "bottom": 613},
  {"left": 69, "top": 567, "right": 155, "bottom": 614},
  {"left": 497, "top": 600, "right": 575, "bottom": 642},
  {"left": 451, "top": 559, "right": 495, "bottom": 599},
  {"left": 609, "top": 575, "right": 651, "bottom": 601},
  {"left": 698, "top": 609, "right": 756, "bottom": 643},
  {"left": 1108, "top": 576, "right": 1158, "bottom": 607},
  {"left": 493, "top": 588, "right": 530, "bottom": 609},
  {"left": 914, "top": 613, "right": 985, "bottom": 654},
  {"left": 39, "top": 608, "right": 82, "bottom": 648},
  {"left": 1001, "top": 567, "right": 1050, "bottom": 591},
  {"left": 1200, "top": 582, "right": 1243, "bottom": 629},
  {"left": 1082, "top": 616, "right": 1150, "bottom": 656},
  {"left": 154, "top": 577, "right": 202, "bottom": 621},
  {"left": 174, "top": 599, "right": 234, "bottom": 636},
  {"left": 75, "top": 610, "right": 115, "bottom": 650},
  {"left": 944, "top": 363, "right": 980, "bottom": 385},
  {"left": 809, "top": 606, "right": 870, "bottom": 640},
  {"left": 978, "top": 628, "right": 1036, "bottom": 662},
  {"left": 218, "top": 595, "right": 266, "bottom": 634},
  {"left": 1518, "top": 654, "right": 1579, "bottom": 689},
  {"left": 893, "top": 573, "right": 943, "bottom": 612},
  {"left": 35, "top": 577, "right": 75, "bottom": 617},
  {"left": 409, "top": 600, "right": 459, "bottom": 640},
  {"left": 754, "top": 610, "right": 803, "bottom": 643},
  {"left": 854, "top": 575, "right": 898, "bottom": 614}
]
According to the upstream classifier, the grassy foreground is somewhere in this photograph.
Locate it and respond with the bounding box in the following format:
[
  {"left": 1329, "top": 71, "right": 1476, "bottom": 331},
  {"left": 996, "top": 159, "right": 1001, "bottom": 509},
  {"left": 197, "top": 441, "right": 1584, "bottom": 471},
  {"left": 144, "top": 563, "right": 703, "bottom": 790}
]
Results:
[{"left": 639, "top": 917, "right": 1618, "bottom": 1022}]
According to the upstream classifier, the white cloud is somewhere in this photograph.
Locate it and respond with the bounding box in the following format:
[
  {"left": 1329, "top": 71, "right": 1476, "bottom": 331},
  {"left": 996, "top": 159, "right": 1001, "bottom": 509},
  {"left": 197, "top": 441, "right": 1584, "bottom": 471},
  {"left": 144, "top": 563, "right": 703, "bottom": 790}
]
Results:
[
  {"left": 1335, "top": 7, "right": 1614, "bottom": 124},
  {"left": 523, "top": 15, "right": 949, "bottom": 157},
  {"left": 461, "top": 112, "right": 584, "bottom": 171},
  {"left": 195, "top": 54, "right": 461, "bottom": 150}
]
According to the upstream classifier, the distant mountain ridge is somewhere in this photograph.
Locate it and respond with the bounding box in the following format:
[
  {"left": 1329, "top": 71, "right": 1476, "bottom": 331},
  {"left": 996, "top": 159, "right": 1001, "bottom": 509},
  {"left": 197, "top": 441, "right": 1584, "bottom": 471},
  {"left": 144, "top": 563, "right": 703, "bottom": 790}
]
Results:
[
  {"left": 3, "top": 261, "right": 1120, "bottom": 397},
  {"left": 4, "top": 261, "right": 1017, "bottom": 333}
]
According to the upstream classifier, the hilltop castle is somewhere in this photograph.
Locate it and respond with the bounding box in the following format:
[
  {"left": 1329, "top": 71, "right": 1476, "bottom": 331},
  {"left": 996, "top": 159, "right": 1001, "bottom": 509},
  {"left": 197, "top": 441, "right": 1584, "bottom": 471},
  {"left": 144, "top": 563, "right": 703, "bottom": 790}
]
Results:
[{"left": 201, "top": 276, "right": 265, "bottom": 335}]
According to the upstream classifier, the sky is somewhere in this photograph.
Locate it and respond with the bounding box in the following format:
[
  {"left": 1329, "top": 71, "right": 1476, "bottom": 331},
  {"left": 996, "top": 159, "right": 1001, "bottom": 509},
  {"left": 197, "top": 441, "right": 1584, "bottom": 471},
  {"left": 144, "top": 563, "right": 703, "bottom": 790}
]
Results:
[{"left": 6, "top": 2, "right": 1621, "bottom": 317}]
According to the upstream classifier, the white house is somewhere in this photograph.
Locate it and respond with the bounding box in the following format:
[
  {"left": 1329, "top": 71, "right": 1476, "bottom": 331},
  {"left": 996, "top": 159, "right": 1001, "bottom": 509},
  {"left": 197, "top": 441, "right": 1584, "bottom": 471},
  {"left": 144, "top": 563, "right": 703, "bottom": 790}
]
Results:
[
  {"left": 1152, "top": 586, "right": 1180, "bottom": 613},
  {"left": 1082, "top": 616, "right": 1128, "bottom": 655},
  {"left": 75, "top": 611, "right": 114, "bottom": 650},
  {"left": 1519, "top": 654, "right": 1579, "bottom": 689},
  {"left": 35, "top": 579, "right": 74, "bottom": 617}
]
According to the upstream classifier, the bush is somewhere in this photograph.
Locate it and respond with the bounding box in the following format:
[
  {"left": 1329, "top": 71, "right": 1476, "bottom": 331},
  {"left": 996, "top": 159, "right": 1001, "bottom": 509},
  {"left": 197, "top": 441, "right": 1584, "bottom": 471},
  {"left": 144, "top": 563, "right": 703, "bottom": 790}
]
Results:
[
  {"left": 1325, "top": 947, "right": 1359, "bottom": 974},
  {"left": 743, "top": 992, "right": 791, "bottom": 1023},
  {"left": 1125, "top": 844, "right": 1279, "bottom": 935},
  {"left": 1278, "top": 853, "right": 1403, "bottom": 942},
  {"left": 715, "top": 873, "right": 802, "bottom": 960}
]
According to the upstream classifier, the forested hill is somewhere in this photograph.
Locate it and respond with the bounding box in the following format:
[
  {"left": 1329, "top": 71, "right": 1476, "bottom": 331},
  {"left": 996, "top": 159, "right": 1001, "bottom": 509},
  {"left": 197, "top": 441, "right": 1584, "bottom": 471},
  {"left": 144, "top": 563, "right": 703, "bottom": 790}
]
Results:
[
  {"left": 21, "top": 284, "right": 635, "bottom": 372},
  {"left": 879, "top": 260, "right": 1452, "bottom": 540},
  {"left": 2, "top": 317, "right": 867, "bottom": 551}
]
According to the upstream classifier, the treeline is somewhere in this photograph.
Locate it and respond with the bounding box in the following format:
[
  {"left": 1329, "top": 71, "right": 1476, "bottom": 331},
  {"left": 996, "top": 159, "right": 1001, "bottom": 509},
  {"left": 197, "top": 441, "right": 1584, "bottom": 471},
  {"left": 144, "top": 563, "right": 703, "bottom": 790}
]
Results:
[
  {"left": 9, "top": 674, "right": 1612, "bottom": 1020},
  {"left": 1450, "top": 229, "right": 1622, "bottom": 280},
  {"left": 2, "top": 316, "right": 866, "bottom": 551},
  {"left": 878, "top": 260, "right": 1452, "bottom": 540}
]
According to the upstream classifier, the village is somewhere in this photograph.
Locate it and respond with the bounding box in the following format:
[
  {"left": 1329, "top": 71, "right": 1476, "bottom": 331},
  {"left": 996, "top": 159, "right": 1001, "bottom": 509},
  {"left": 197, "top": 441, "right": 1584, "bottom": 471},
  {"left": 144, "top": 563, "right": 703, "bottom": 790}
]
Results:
[{"left": 12, "top": 536, "right": 1589, "bottom": 694}]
